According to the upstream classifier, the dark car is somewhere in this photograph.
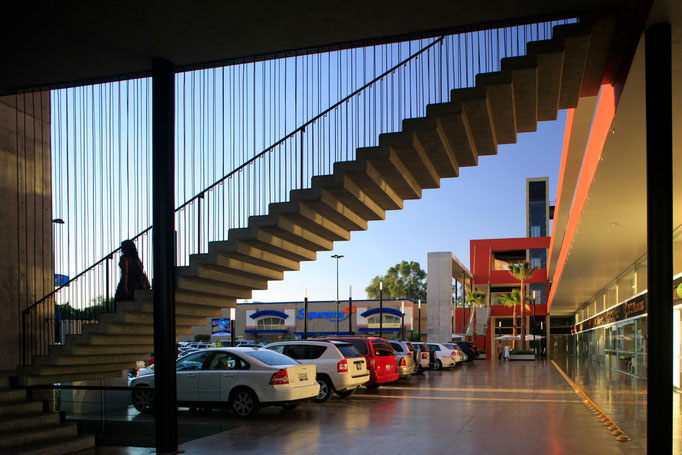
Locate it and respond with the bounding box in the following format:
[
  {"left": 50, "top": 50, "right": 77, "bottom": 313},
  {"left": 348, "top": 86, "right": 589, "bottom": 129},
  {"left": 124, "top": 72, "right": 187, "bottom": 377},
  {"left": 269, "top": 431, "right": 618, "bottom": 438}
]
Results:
[{"left": 453, "top": 341, "right": 479, "bottom": 361}]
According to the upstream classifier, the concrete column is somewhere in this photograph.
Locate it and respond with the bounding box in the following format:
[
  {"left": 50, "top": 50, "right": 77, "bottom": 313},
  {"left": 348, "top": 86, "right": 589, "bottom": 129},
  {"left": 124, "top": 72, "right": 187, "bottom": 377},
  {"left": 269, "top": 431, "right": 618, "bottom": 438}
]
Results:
[
  {"left": 546, "top": 315, "right": 551, "bottom": 361},
  {"left": 645, "top": 23, "right": 672, "bottom": 455},
  {"left": 0, "top": 93, "right": 52, "bottom": 370},
  {"left": 152, "top": 59, "right": 177, "bottom": 454},
  {"left": 427, "top": 252, "right": 453, "bottom": 342}
]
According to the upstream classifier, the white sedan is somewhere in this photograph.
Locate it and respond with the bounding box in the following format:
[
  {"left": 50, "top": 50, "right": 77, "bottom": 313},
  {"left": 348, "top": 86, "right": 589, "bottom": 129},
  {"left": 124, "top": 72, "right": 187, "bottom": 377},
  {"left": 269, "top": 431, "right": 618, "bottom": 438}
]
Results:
[
  {"left": 130, "top": 347, "right": 319, "bottom": 417},
  {"left": 425, "top": 343, "right": 458, "bottom": 369}
]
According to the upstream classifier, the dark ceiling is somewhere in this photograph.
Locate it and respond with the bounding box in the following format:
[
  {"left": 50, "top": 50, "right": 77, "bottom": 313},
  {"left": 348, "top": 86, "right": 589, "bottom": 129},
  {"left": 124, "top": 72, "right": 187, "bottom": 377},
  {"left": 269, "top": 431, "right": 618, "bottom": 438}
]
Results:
[{"left": 2, "top": 0, "right": 637, "bottom": 94}]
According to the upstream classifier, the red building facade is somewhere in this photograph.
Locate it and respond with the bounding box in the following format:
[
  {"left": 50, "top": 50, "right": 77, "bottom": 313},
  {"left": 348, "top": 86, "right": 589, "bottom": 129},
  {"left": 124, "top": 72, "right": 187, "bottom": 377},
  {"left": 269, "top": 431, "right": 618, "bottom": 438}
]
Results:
[{"left": 468, "top": 237, "right": 551, "bottom": 351}]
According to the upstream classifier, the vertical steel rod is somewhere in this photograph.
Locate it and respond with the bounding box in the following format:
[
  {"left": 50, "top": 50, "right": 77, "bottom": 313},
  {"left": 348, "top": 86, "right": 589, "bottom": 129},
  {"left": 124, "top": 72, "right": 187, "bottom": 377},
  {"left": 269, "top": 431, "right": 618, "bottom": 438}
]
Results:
[
  {"left": 379, "top": 285, "right": 383, "bottom": 338},
  {"left": 152, "top": 58, "right": 177, "bottom": 454},
  {"left": 645, "top": 23, "right": 672, "bottom": 455}
]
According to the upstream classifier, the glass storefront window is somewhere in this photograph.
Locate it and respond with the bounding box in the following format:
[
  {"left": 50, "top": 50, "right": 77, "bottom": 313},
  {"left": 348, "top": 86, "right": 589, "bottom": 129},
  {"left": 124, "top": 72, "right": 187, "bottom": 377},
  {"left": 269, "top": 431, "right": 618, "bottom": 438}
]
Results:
[
  {"left": 618, "top": 267, "right": 636, "bottom": 301},
  {"left": 674, "top": 226, "right": 682, "bottom": 277},
  {"left": 636, "top": 257, "right": 647, "bottom": 294},
  {"left": 605, "top": 285, "right": 617, "bottom": 308}
]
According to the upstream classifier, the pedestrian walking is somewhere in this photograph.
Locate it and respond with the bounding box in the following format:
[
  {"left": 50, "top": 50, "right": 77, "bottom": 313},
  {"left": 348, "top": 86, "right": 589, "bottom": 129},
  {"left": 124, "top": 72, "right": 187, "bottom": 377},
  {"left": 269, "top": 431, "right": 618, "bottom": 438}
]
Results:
[
  {"left": 497, "top": 342, "right": 504, "bottom": 360},
  {"left": 114, "top": 239, "right": 151, "bottom": 304},
  {"left": 504, "top": 344, "right": 511, "bottom": 361}
]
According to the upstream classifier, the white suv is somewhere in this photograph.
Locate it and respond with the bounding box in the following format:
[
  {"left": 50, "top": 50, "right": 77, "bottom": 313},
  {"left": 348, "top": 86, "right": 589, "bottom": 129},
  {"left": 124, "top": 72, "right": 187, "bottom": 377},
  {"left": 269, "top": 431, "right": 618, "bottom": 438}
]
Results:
[
  {"left": 425, "top": 343, "right": 458, "bottom": 370},
  {"left": 264, "top": 340, "right": 369, "bottom": 402}
]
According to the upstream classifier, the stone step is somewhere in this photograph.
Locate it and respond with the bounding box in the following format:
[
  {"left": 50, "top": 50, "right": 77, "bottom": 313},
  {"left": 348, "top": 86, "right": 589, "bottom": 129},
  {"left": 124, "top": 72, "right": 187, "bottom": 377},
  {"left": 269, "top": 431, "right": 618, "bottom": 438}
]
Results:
[
  {"left": 0, "top": 401, "right": 43, "bottom": 417},
  {"left": 0, "top": 423, "right": 77, "bottom": 450},
  {"left": 5, "top": 434, "right": 95, "bottom": 455},
  {"left": 0, "top": 388, "right": 27, "bottom": 402},
  {"left": 0, "top": 412, "right": 60, "bottom": 433}
]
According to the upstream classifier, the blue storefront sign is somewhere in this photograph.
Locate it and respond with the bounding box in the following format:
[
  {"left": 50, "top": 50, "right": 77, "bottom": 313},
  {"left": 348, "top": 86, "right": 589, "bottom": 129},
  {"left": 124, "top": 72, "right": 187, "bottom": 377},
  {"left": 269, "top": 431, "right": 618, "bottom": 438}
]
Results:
[
  {"left": 54, "top": 274, "right": 69, "bottom": 286},
  {"left": 296, "top": 305, "right": 356, "bottom": 322},
  {"left": 211, "top": 318, "right": 231, "bottom": 335}
]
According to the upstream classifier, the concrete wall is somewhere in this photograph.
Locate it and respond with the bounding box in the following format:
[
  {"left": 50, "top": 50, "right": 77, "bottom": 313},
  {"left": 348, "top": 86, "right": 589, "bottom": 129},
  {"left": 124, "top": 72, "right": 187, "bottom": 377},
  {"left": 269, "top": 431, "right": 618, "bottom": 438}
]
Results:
[
  {"left": 0, "top": 93, "right": 53, "bottom": 371},
  {"left": 427, "top": 252, "right": 453, "bottom": 342}
]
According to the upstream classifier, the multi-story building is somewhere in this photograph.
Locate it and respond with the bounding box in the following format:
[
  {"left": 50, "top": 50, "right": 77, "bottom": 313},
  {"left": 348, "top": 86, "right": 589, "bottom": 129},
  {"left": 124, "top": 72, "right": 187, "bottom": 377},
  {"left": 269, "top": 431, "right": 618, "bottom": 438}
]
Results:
[{"left": 468, "top": 177, "right": 552, "bottom": 353}]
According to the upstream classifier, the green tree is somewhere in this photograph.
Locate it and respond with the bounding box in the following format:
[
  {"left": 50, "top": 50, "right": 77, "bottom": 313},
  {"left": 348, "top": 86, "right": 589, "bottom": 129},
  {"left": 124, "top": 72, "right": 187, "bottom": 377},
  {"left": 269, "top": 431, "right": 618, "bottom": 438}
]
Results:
[
  {"left": 365, "top": 261, "right": 426, "bottom": 301},
  {"left": 467, "top": 291, "right": 486, "bottom": 341},
  {"left": 507, "top": 262, "right": 538, "bottom": 350}
]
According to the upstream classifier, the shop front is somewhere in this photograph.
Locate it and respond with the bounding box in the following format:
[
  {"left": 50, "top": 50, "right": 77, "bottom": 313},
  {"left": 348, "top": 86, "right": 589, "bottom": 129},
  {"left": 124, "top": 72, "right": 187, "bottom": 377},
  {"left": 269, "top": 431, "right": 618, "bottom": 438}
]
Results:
[
  {"left": 573, "top": 293, "right": 648, "bottom": 378},
  {"left": 234, "top": 299, "right": 415, "bottom": 342}
]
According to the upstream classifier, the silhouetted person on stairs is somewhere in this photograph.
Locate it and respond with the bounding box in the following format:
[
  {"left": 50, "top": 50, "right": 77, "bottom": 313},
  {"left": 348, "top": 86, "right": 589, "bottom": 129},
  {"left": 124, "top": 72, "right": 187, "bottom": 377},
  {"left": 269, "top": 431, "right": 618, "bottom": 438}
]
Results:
[{"left": 114, "top": 240, "right": 151, "bottom": 304}]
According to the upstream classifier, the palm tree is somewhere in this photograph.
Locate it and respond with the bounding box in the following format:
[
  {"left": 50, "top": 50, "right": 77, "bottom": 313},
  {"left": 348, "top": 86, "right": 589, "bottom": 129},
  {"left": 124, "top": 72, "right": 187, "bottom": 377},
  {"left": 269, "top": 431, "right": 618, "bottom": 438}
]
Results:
[
  {"left": 498, "top": 289, "right": 530, "bottom": 349},
  {"left": 467, "top": 291, "right": 487, "bottom": 342},
  {"left": 508, "top": 262, "right": 538, "bottom": 350}
]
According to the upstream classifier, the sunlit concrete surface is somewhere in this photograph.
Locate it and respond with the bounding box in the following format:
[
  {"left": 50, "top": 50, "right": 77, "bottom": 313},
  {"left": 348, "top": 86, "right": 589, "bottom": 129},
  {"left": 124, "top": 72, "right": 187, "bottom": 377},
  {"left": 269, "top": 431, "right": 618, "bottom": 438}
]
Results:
[{"left": 73, "top": 359, "right": 647, "bottom": 455}]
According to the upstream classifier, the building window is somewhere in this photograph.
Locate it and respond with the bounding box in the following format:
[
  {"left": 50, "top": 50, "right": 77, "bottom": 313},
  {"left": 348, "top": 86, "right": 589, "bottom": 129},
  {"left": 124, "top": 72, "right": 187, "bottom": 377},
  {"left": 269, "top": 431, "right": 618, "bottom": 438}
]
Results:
[
  {"left": 256, "top": 317, "right": 285, "bottom": 330},
  {"left": 367, "top": 314, "right": 401, "bottom": 327}
]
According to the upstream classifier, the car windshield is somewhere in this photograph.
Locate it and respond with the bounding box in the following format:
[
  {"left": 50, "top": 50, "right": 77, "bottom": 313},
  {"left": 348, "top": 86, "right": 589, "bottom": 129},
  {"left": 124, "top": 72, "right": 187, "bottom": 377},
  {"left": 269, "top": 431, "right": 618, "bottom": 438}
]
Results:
[
  {"left": 243, "top": 349, "right": 298, "bottom": 366},
  {"left": 336, "top": 344, "right": 362, "bottom": 358}
]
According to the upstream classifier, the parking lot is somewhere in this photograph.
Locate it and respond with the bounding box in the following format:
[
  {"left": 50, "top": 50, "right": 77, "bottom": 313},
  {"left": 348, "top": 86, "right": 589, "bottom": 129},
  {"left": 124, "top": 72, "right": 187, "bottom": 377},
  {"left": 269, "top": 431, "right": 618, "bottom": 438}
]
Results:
[{"left": 75, "top": 359, "right": 643, "bottom": 455}]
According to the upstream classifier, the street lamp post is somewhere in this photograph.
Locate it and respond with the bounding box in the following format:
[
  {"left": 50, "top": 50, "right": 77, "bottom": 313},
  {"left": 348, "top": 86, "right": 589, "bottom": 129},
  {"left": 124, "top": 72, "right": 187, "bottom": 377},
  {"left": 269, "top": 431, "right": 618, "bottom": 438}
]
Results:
[
  {"left": 332, "top": 254, "right": 344, "bottom": 336},
  {"left": 401, "top": 302, "right": 405, "bottom": 341},
  {"left": 348, "top": 285, "right": 353, "bottom": 335},
  {"left": 418, "top": 299, "right": 422, "bottom": 341},
  {"left": 379, "top": 281, "right": 383, "bottom": 338},
  {"left": 304, "top": 289, "right": 308, "bottom": 340}
]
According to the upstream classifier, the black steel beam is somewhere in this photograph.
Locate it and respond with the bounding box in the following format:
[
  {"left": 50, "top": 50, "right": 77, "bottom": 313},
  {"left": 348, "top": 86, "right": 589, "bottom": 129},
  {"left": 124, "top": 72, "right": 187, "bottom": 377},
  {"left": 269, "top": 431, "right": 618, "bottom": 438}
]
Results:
[
  {"left": 645, "top": 22, "right": 672, "bottom": 455},
  {"left": 152, "top": 58, "right": 178, "bottom": 454}
]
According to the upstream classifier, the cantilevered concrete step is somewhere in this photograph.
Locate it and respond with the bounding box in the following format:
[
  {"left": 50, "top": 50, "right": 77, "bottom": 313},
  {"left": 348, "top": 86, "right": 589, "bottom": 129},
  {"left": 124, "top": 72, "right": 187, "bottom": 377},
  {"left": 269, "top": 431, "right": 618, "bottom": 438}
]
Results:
[
  {"left": 0, "top": 401, "right": 43, "bottom": 417},
  {"left": 4, "top": 434, "right": 95, "bottom": 455},
  {"left": 0, "top": 412, "right": 60, "bottom": 433},
  {"left": 0, "top": 423, "right": 78, "bottom": 450}
]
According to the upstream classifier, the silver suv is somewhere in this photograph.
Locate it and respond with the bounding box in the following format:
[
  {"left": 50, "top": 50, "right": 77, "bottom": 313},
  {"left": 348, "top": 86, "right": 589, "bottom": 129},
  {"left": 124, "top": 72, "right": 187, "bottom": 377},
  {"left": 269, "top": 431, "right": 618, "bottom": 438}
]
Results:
[
  {"left": 407, "top": 341, "right": 431, "bottom": 372},
  {"left": 388, "top": 340, "right": 416, "bottom": 377},
  {"left": 264, "top": 340, "right": 369, "bottom": 402}
]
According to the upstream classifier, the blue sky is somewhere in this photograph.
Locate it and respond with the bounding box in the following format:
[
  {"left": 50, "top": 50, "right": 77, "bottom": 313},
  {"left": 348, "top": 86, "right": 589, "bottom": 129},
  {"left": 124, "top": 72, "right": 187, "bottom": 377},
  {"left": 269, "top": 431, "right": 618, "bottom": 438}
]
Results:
[{"left": 252, "top": 110, "right": 567, "bottom": 302}]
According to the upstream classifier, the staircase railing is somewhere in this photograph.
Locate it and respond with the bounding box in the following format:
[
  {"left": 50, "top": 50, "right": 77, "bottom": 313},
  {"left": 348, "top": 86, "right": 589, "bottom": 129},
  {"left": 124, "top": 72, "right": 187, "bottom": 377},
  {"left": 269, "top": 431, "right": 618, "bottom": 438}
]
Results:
[{"left": 22, "top": 19, "right": 574, "bottom": 366}]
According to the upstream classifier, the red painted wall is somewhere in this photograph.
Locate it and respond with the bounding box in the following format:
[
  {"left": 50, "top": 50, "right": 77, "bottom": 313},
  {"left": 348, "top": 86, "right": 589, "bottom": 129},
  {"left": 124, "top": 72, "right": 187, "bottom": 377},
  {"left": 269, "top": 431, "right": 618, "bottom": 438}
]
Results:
[{"left": 470, "top": 237, "right": 551, "bottom": 285}]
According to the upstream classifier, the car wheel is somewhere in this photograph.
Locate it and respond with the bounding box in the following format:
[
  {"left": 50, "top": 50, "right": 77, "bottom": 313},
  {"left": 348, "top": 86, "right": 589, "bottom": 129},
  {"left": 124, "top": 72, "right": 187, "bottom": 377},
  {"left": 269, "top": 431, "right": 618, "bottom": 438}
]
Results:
[
  {"left": 431, "top": 359, "right": 443, "bottom": 370},
  {"left": 281, "top": 403, "right": 300, "bottom": 410},
  {"left": 231, "top": 389, "right": 260, "bottom": 417},
  {"left": 336, "top": 389, "right": 354, "bottom": 398},
  {"left": 314, "top": 376, "right": 333, "bottom": 403},
  {"left": 365, "top": 384, "right": 381, "bottom": 390},
  {"left": 132, "top": 387, "right": 155, "bottom": 413}
]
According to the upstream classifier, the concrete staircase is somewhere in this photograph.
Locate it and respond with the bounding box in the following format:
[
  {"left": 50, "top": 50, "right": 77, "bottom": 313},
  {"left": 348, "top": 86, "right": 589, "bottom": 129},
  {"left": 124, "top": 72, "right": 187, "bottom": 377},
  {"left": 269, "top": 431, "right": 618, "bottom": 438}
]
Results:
[
  {"left": 0, "top": 377, "right": 94, "bottom": 454},
  {"left": 19, "top": 18, "right": 615, "bottom": 386}
]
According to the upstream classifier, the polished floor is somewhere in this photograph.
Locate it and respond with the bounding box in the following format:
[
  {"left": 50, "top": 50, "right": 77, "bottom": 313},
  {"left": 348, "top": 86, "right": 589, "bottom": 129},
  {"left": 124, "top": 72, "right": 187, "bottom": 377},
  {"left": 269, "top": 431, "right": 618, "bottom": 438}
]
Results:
[{"left": 73, "top": 358, "right": 648, "bottom": 455}]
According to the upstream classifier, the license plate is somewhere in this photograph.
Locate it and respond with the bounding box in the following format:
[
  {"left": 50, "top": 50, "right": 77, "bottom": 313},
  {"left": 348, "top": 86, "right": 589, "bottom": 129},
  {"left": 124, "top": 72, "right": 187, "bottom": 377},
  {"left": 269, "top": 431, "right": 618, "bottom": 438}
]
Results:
[
  {"left": 299, "top": 374, "right": 308, "bottom": 381},
  {"left": 386, "top": 365, "right": 392, "bottom": 370}
]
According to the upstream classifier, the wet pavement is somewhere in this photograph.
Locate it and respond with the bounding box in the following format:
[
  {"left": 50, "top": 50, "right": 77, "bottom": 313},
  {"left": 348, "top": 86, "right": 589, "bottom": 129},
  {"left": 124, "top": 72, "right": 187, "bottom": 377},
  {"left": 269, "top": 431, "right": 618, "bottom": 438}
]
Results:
[{"left": 74, "top": 358, "right": 645, "bottom": 455}]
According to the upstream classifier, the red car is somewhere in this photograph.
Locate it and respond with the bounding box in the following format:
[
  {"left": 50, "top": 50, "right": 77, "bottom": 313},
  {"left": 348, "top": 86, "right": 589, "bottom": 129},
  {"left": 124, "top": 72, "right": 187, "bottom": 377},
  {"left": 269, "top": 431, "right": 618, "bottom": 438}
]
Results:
[{"left": 320, "top": 337, "right": 399, "bottom": 389}]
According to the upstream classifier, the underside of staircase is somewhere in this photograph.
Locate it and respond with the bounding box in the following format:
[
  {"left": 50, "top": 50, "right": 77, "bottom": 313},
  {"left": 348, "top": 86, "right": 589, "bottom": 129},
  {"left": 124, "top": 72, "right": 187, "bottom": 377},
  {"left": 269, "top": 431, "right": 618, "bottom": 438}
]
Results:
[{"left": 19, "top": 17, "right": 615, "bottom": 386}]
